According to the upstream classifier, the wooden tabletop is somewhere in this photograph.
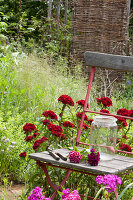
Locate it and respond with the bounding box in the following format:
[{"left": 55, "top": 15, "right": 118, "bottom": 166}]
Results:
[{"left": 29, "top": 148, "right": 133, "bottom": 175}]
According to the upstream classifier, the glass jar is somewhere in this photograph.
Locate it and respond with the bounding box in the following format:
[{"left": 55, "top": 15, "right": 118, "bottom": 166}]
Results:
[{"left": 89, "top": 115, "right": 117, "bottom": 160}]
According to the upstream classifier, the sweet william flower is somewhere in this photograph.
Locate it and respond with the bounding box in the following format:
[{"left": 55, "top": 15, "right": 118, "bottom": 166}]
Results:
[
  {"left": 97, "top": 97, "right": 112, "bottom": 107},
  {"left": 23, "top": 123, "right": 37, "bottom": 133},
  {"left": 96, "top": 174, "right": 121, "bottom": 193},
  {"left": 58, "top": 94, "right": 74, "bottom": 106},
  {"left": 76, "top": 99, "right": 89, "bottom": 108},
  {"left": 63, "top": 121, "right": 75, "bottom": 128},
  {"left": 100, "top": 109, "right": 110, "bottom": 114},
  {"left": 19, "top": 151, "right": 27, "bottom": 157},
  {"left": 120, "top": 143, "right": 132, "bottom": 152},
  {"left": 42, "top": 110, "right": 58, "bottom": 120}
]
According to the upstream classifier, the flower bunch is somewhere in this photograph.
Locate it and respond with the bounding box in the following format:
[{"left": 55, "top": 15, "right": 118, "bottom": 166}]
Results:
[
  {"left": 76, "top": 99, "right": 89, "bottom": 108},
  {"left": 87, "top": 148, "right": 100, "bottom": 166},
  {"left": 19, "top": 151, "right": 27, "bottom": 157},
  {"left": 100, "top": 109, "right": 110, "bottom": 114},
  {"left": 27, "top": 187, "right": 51, "bottom": 200},
  {"left": 42, "top": 110, "right": 58, "bottom": 120},
  {"left": 63, "top": 121, "right": 75, "bottom": 128},
  {"left": 96, "top": 174, "right": 121, "bottom": 193},
  {"left": 97, "top": 97, "right": 112, "bottom": 108},
  {"left": 23, "top": 123, "right": 37, "bottom": 133},
  {"left": 58, "top": 95, "right": 74, "bottom": 106},
  {"left": 69, "top": 150, "right": 83, "bottom": 163},
  {"left": 76, "top": 112, "right": 88, "bottom": 121},
  {"left": 33, "top": 136, "right": 48, "bottom": 150},
  {"left": 120, "top": 143, "right": 132, "bottom": 152},
  {"left": 61, "top": 188, "right": 81, "bottom": 200}
]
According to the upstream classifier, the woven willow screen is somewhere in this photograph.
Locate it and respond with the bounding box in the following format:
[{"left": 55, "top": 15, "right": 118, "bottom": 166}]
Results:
[{"left": 72, "top": 0, "right": 131, "bottom": 60}]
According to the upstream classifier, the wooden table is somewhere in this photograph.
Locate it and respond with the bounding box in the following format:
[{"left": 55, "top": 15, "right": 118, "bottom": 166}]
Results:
[{"left": 29, "top": 148, "right": 133, "bottom": 199}]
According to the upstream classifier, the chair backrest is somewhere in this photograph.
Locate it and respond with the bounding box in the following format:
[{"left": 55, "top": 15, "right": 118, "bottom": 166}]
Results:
[{"left": 84, "top": 51, "right": 133, "bottom": 72}]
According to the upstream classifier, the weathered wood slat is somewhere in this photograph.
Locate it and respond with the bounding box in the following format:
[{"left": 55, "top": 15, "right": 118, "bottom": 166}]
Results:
[
  {"left": 29, "top": 148, "right": 133, "bottom": 175},
  {"left": 84, "top": 51, "right": 133, "bottom": 72}
]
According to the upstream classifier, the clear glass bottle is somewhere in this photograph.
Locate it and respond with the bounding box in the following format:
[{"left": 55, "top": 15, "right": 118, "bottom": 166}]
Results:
[{"left": 89, "top": 115, "right": 117, "bottom": 160}]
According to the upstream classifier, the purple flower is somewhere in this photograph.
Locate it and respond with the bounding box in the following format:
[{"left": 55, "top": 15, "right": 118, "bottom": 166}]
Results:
[
  {"left": 61, "top": 189, "right": 81, "bottom": 200},
  {"left": 27, "top": 187, "right": 51, "bottom": 200}
]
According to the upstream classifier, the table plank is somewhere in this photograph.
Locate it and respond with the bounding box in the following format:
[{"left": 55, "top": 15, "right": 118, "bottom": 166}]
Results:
[{"left": 29, "top": 148, "right": 133, "bottom": 175}]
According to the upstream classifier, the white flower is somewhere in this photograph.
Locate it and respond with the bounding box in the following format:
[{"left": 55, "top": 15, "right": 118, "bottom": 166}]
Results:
[
  {"left": 7, "top": 148, "right": 10, "bottom": 151},
  {"left": 1, "top": 149, "right": 4, "bottom": 152},
  {"left": 1, "top": 136, "right": 6, "bottom": 140},
  {"left": 11, "top": 141, "right": 16, "bottom": 145},
  {"left": 4, "top": 138, "right": 10, "bottom": 142},
  {"left": 3, "top": 127, "right": 6, "bottom": 131},
  {"left": 9, "top": 145, "right": 15, "bottom": 149}
]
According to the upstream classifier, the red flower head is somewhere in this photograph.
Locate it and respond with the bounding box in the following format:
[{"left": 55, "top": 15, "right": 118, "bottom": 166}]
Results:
[
  {"left": 33, "top": 132, "right": 40, "bottom": 137},
  {"left": 19, "top": 151, "right": 27, "bottom": 157},
  {"left": 76, "top": 112, "right": 88, "bottom": 121},
  {"left": 117, "top": 108, "right": 129, "bottom": 117},
  {"left": 87, "top": 119, "right": 94, "bottom": 124},
  {"left": 120, "top": 143, "right": 132, "bottom": 152},
  {"left": 116, "top": 117, "right": 128, "bottom": 128},
  {"left": 58, "top": 95, "right": 74, "bottom": 106},
  {"left": 41, "top": 119, "right": 51, "bottom": 125},
  {"left": 76, "top": 99, "right": 89, "bottom": 108},
  {"left": 47, "top": 124, "right": 63, "bottom": 137},
  {"left": 100, "top": 109, "right": 110, "bottom": 114},
  {"left": 83, "top": 123, "right": 89, "bottom": 129},
  {"left": 24, "top": 135, "right": 35, "bottom": 141},
  {"left": 97, "top": 97, "right": 112, "bottom": 108},
  {"left": 129, "top": 110, "right": 133, "bottom": 120},
  {"left": 63, "top": 121, "right": 75, "bottom": 128},
  {"left": 122, "top": 135, "right": 127, "bottom": 139},
  {"left": 42, "top": 110, "right": 58, "bottom": 120},
  {"left": 33, "top": 136, "right": 48, "bottom": 150},
  {"left": 23, "top": 123, "right": 37, "bottom": 133}
]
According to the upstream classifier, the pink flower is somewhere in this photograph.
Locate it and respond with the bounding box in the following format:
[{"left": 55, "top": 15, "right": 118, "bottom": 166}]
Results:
[{"left": 96, "top": 174, "right": 121, "bottom": 193}]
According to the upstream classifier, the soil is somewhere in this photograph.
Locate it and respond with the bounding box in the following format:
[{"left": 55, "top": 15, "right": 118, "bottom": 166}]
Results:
[{"left": 0, "top": 184, "right": 26, "bottom": 200}]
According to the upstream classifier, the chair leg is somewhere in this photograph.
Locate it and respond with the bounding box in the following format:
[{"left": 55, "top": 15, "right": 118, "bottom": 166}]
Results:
[{"left": 37, "top": 161, "right": 71, "bottom": 200}]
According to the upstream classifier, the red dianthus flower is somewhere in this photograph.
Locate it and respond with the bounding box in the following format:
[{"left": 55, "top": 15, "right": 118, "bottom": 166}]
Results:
[
  {"left": 97, "top": 97, "right": 112, "bottom": 108},
  {"left": 23, "top": 123, "right": 37, "bottom": 133},
  {"left": 117, "top": 108, "right": 129, "bottom": 117},
  {"left": 42, "top": 110, "right": 58, "bottom": 120},
  {"left": 33, "top": 136, "right": 48, "bottom": 150},
  {"left": 76, "top": 99, "right": 89, "bottom": 108},
  {"left": 87, "top": 119, "right": 94, "bottom": 124},
  {"left": 83, "top": 123, "right": 89, "bottom": 129},
  {"left": 63, "top": 121, "right": 75, "bottom": 128},
  {"left": 19, "top": 151, "right": 27, "bottom": 157},
  {"left": 47, "top": 124, "right": 63, "bottom": 137},
  {"left": 100, "top": 109, "right": 110, "bottom": 114},
  {"left": 41, "top": 119, "right": 51, "bottom": 125},
  {"left": 58, "top": 95, "right": 74, "bottom": 106},
  {"left": 24, "top": 135, "right": 34, "bottom": 141},
  {"left": 76, "top": 112, "right": 88, "bottom": 121},
  {"left": 120, "top": 143, "right": 132, "bottom": 152}
]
